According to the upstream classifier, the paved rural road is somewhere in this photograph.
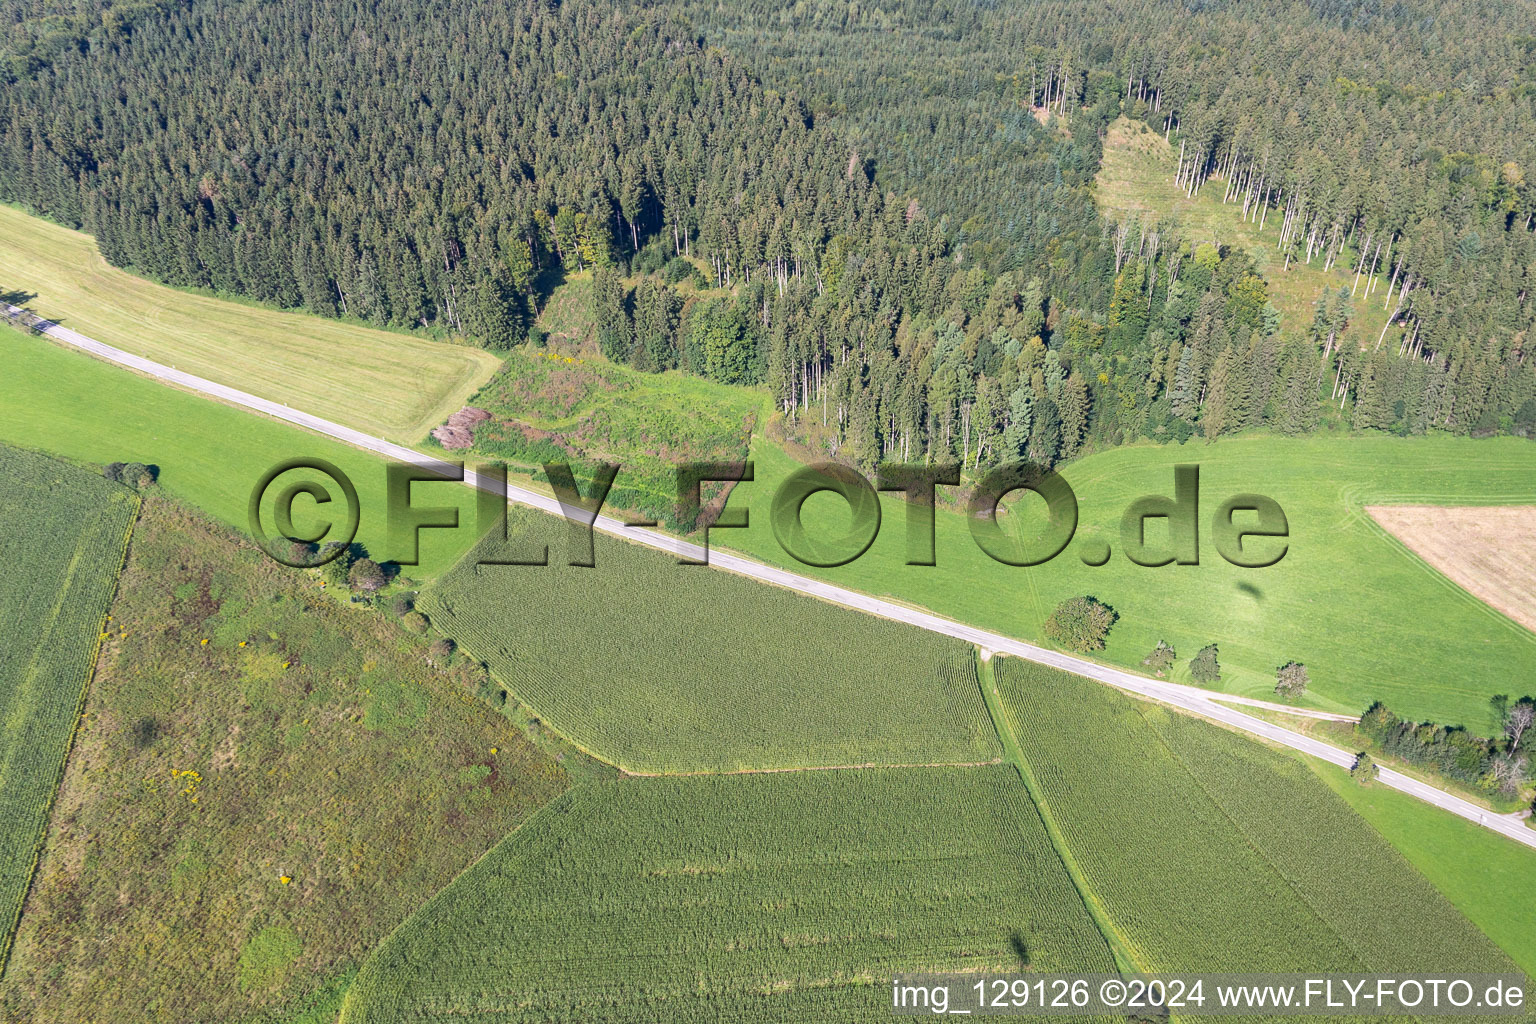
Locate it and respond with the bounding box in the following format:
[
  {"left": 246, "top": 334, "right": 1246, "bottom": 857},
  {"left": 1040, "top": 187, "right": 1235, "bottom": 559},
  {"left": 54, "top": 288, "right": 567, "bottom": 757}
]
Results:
[{"left": 16, "top": 305, "right": 1535, "bottom": 851}]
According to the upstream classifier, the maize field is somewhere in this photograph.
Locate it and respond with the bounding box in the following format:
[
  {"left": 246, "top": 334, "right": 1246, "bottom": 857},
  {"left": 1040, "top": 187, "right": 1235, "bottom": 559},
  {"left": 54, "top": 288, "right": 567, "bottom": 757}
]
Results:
[{"left": 0, "top": 444, "right": 137, "bottom": 968}]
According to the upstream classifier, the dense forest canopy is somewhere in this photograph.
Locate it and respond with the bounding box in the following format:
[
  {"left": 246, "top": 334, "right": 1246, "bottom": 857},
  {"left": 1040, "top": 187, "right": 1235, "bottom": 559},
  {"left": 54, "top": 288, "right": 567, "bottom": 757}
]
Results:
[{"left": 2, "top": 0, "right": 1534, "bottom": 471}]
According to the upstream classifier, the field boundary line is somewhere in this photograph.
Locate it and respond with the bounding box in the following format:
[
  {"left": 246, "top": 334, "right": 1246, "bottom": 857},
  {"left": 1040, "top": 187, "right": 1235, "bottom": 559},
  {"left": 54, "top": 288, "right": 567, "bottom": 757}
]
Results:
[
  {"left": 337, "top": 786, "right": 590, "bottom": 1023},
  {"left": 976, "top": 652, "right": 1147, "bottom": 975},
  {"left": 1130, "top": 700, "right": 1377, "bottom": 975},
  {"left": 622, "top": 758, "right": 1004, "bottom": 778}
]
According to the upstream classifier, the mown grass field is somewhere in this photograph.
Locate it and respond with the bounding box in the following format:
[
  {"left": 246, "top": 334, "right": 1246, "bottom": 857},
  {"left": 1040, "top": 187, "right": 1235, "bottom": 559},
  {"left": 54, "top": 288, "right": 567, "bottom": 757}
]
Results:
[
  {"left": 420, "top": 506, "right": 1000, "bottom": 773},
  {"left": 339, "top": 768, "right": 1116, "bottom": 1023},
  {"left": 0, "top": 331, "right": 484, "bottom": 578},
  {"left": 0, "top": 445, "right": 137, "bottom": 970},
  {"left": 1094, "top": 117, "right": 1399, "bottom": 350},
  {"left": 0, "top": 204, "right": 502, "bottom": 440},
  {"left": 441, "top": 347, "right": 757, "bottom": 525},
  {"left": 0, "top": 499, "right": 569, "bottom": 1023},
  {"left": 995, "top": 657, "right": 1524, "bottom": 975},
  {"left": 715, "top": 432, "right": 1536, "bottom": 726}
]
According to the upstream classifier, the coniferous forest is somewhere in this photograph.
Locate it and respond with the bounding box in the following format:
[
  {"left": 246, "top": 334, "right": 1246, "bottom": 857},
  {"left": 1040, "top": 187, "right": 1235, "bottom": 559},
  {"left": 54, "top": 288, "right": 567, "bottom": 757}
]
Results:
[{"left": 3, "top": 0, "right": 1536, "bottom": 470}]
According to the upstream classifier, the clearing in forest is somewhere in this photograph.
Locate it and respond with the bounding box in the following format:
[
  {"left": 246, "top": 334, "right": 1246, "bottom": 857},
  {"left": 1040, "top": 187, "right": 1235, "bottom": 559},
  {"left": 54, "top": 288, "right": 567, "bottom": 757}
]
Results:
[
  {"left": 430, "top": 347, "right": 758, "bottom": 528},
  {"left": 339, "top": 768, "right": 1116, "bottom": 1023},
  {"left": 0, "top": 444, "right": 137, "bottom": 972},
  {"left": 0, "top": 204, "right": 501, "bottom": 440},
  {"left": 1367, "top": 504, "right": 1536, "bottom": 634},
  {"left": 1094, "top": 117, "right": 1398, "bottom": 351}
]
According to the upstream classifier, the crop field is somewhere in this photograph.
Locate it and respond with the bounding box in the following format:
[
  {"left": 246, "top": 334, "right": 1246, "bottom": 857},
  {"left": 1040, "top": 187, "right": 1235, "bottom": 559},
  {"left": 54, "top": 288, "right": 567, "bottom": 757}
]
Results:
[
  {"left": 339, "top": 768, "right": 1116, "bottom": 1023},
  {"left": 0, "top": 332, "right": 483, "bottom": 578},
  {"left": 1367, "top": 504, "right": 1536, "bottom": 634},
  {"left": 440, "top": 347, "right": 758, "bottom": 525},
  {"left": 420, "top": 505, "right": 999, "bottom": 773},
  {"left": 994, "top": 657, "right": 1521, "bottom": 975},
  {"left": 1094, "top": 118, "right": 1397, "bottom": 350},
  {"left": 0, "top": 499, "right": 569, "bottom": 1023},
  {"left": 0, "top": 204, "right": 502, "bottom": 440},
  {"left": 1314, "top": 760, "right": 1536, "bottom": 975},
  {"left": 0, "top": 444, "right": 137, "bottom": 969},
  {"left": 714, "top": 433, "right": 1536, "bottom": 726}
]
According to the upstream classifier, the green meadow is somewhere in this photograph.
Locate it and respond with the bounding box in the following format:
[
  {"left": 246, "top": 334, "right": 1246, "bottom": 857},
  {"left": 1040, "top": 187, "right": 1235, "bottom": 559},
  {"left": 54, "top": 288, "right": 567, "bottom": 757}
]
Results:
[
  {"left": 0, "top": 332, "right": 483, "bottom": 579},
  {"left": 714, "top": 432, "right": 1536, "bottom": 726}
]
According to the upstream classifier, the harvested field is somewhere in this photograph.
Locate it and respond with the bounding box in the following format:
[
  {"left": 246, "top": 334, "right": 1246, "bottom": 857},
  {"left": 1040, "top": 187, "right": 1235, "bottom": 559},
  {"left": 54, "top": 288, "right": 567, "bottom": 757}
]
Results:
[{"left": 1367, "top": 505, "right": 1536, "bottom": 634}]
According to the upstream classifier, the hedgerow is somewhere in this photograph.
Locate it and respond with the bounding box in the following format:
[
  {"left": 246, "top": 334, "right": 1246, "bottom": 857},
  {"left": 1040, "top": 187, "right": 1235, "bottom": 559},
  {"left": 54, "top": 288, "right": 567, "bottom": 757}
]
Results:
[
  {"left": 341, "top": 768, "right": 1117, "bottom": 1022},
  {"left": 420, "top": 506, "right": 1000, "bottom": 772}
]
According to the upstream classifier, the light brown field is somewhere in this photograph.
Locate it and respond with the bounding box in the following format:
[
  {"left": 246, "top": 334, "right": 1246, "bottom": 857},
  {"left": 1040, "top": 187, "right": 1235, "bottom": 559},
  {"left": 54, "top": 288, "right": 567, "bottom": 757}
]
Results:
[
  {"left": 0, "top": 204, "right": 502, "bottom": 440},
  {"left": 1367, "top": 505, "right": 1536, "bottom": 633}
]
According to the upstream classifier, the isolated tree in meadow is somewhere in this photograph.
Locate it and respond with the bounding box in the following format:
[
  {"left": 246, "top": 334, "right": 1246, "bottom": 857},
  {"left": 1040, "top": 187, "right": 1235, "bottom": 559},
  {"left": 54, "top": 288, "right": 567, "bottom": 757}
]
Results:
[
  {"left": 428, "top": 637, "right": 456, "bottom": 664},
  {"left": 1042, "top": 596, "right": 1117, "bottom": 652},
  {"left": 1274, "top": 661, "right": 1309, "bottom": 699},
  {"left": 1142, "top": 640, "right": 1176, "bottom": 677},
  {"left": 1350, "top": 751, "right": 1378, "bottom": 785},
  {"left": 1189, "top": 644, "right": 1221, "bottom": 684},
  {"left": 401, "top": 611, "right": 430, "bottom": 634}
]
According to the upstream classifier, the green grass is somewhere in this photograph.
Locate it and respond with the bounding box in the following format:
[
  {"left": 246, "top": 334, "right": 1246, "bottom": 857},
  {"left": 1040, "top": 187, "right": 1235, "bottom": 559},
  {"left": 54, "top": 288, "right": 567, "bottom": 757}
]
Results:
[
  {"left": 419, "top": 506, "right": 1000, "bottom": 773},
  {"left": 1313, "top": 760, "right": 1536, "bottom": 976},
  {"left": 339, "top": 768, "right": 1116, "bottom": 1023},
  {"left": 714, "top": 431, "right": 1536, "bottom": 726},
  {"left": 994, "top": 657, "right": 1522, "bottom": 975},
  {"left": 0, "top": 330, "right": 484, "bottom": 578},
  {"left": 1095, "top": 117, "right": 1399, "bottom": 350},
  {"left": 0, "top": 499, "right": 569, "bottom": 1023},
  {"left": 443, "top": 347, "right": 757, "bottom": 524},
  {"left": 0, "top": 204, "right": 502, "bottom": 440},
  {"left": 0, "top": 445, "right": 137, "bottom": 970}
]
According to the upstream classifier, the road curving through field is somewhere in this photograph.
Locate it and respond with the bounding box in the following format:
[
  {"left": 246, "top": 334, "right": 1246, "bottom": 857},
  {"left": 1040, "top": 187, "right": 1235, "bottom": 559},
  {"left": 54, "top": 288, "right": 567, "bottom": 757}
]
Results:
[{"left": 13, "top": 304, "right": 1533, "bottom": 852}]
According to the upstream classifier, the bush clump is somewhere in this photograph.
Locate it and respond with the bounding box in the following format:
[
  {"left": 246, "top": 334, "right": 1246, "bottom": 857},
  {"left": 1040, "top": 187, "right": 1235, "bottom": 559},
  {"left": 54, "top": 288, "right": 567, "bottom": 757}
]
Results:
[
  {"left": 1189, "top": 644, "right": 1221, "bottom": 684},
  {"left": 1042, "top": 596, "right": 1117, "bottom": 653}
]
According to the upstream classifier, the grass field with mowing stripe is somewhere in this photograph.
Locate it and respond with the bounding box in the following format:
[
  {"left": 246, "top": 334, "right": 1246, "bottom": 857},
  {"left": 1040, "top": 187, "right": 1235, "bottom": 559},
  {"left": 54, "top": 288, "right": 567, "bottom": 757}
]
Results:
[
  {"left": 339, "top": 769, "right": 1116, "bottom": 1023},
  {"left": 0, "top": 331, "right": 483, "bottom": 579},
  {"left": 0, "top": 445, "right": 136, "bottom": 972},
  {"left": 0, "top": 204, "right": 502, "bottom": 440},
  {"left": 714, "top": 432, "right": 1536, "bottom": 726}
]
